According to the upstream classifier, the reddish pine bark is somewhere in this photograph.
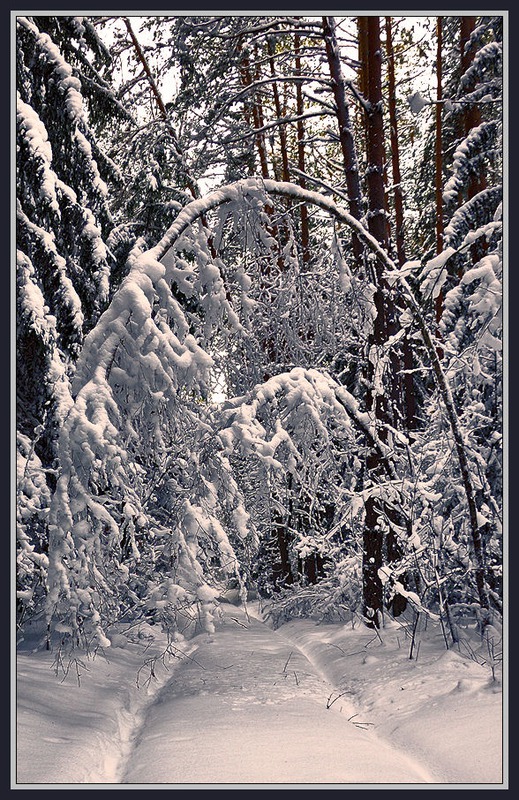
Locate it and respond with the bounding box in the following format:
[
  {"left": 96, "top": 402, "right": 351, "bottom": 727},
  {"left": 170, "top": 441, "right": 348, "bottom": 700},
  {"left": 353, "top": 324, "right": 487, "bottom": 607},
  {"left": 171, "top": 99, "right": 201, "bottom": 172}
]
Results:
[
  {"left": 359, "top": 16, "right": 407, "bottom": 625},
  {"left": 239, "top": 46, "right": 270, "bottom": 180},
  {"left": 267, "top": 37, "right": 291, "bottom": 183},
  {"left": 321, "top": 16, "right": 364, "bottom": 266},
  {"left": 384, "top": 17, "right": 406, "bottom": 266},
  {"left": 385, "top": 18, "right": 417, "bottom": 430},
  {"left": 434, "top": 17, "right": 446, "bottom": 354},
  {"left": 294, "top": 32, "right": 310, "bottom": 265},
  {"left": 460, "top": 16, "right": 487, "bottom": 200}
]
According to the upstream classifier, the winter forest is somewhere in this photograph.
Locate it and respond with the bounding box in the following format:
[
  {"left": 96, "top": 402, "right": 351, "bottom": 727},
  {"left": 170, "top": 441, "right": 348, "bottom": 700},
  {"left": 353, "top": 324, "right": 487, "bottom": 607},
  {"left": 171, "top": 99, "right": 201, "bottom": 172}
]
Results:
[{"left": 15, "top": 12, "right": 505, "bottom": 786}]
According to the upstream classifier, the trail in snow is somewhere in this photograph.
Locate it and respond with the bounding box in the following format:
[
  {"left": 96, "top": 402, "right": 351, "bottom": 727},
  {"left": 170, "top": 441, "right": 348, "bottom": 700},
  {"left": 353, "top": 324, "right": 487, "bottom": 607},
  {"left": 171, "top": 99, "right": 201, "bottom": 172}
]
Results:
[
  {"left": 103, "top": 642, "right": 200, "bottom": 783},
  {"left": 16, "top": 631, "right": 198, "bottom": 785},
  {"left": 118, "top": 606, "right": 435, "bottom": 784},
  {"left": 17, "top": 604, "right": 502, "bottom": 786}
]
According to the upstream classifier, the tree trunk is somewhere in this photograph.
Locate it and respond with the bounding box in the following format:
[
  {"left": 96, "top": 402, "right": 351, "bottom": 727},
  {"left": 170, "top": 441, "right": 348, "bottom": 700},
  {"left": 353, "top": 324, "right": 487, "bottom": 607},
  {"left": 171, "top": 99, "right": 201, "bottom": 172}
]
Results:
[
  {"left": 294, "top": 32, "right": 310, "bottom": 265},
  {"left": 359, "top": 16, "right": 406, "bottom": 625},
  {"left": 239, "top": 40, "right": 288, "bottom": 283},
  {"left": 321, "top": 16, "right": 364, "bottom": 267},
  {"left": 360, "top": 17, "right": 389, "bottom": 252},
  {"left": 239, "top": 45, "right": 270, "bottom": 180},
  {"left": 384, "top": 18, "right": 416, "bottom": 431},
  {"left": 384, "top": 17, "right": 406, "bottom": 266},
  {"left": 267, "top": 38, "right": 291, "bottom": 184},
  {"left": 460, "top": 16, "right": 485, "bottom": 162},
  {"left": 359, "top": 14, "right": 395, "bottom": 409},
  {"left": 435, "top": 18, "right": 444, "bottom": 258},
  {"left": 434, "top": 16, "right": 446, "bottom": 339},
  {"left": 362, "top": 495, "right": 384, "bottom": 625}
]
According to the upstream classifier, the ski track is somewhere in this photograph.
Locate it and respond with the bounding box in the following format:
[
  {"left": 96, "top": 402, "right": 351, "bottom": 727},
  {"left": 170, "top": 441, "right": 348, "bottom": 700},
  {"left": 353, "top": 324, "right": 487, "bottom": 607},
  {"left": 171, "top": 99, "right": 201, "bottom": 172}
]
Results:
[
  {"left": 99, "top": 643, "right": 200, "bottom": 783},
  {"left": 99, "top": 608, "right": 437, "bottom": 785},
  {"left": 272, "top": 622, "right": 439, "bottom": 784}
]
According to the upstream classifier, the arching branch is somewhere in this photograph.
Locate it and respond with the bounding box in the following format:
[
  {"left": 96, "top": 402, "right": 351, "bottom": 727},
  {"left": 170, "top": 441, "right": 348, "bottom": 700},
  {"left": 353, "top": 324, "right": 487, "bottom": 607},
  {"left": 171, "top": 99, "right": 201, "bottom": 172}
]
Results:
[{"left": 140, "top": 176, "right": 489, "bottom": 611}]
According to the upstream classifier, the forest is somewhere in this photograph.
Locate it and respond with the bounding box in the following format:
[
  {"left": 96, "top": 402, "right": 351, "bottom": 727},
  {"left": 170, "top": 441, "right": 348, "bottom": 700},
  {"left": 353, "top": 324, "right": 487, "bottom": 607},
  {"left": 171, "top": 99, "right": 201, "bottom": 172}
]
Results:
[{"left": 16, "top": 14, "right": 503, "bottom": 658}]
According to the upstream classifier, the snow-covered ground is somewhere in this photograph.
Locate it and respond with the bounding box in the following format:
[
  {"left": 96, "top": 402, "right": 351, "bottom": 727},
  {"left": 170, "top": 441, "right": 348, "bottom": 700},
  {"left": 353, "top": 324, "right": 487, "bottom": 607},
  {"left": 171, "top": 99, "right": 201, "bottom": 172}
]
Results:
[{"left": 14, "top": 602, "right": 505, "bottom": 788}]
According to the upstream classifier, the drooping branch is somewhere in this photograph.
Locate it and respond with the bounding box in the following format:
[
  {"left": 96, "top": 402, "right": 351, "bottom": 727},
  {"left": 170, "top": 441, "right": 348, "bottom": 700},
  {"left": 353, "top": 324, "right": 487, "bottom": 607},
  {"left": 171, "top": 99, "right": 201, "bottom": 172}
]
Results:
[{"left": 140, "top": 177, "right": 490, "bottom": 612}]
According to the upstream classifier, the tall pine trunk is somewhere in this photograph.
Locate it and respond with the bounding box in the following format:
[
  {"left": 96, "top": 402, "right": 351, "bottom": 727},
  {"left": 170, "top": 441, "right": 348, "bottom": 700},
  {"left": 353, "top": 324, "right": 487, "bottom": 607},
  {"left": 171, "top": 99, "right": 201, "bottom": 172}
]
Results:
[
  {"left": 384, "top": 17, "right": 406, "bottom": 266},
  {"left": 358, "top": 16, "right": 406, "bottom": 626},
  {"left": 434, "top": 16, "right": 446, "bottom": 344},
  {"left": 239, "top": 45, "right": 270, "bottom": 179},
  {"left": 435, "top": 18, "right": 444, "bottom": 259},
  {"left": 322, "top": 16, "right": 364, "bottom": 268},
  {"left": 384, "top": 17, "right": 416, "bottom": 431},
  {"left": 460, "top": 16, "right": 487, "bottom": 199},
  {"left": 267, "top": 38, "right": 290, "bottom": 183},
  {"left": 294, "top": 32, "right": 310, "bottom": 265}
]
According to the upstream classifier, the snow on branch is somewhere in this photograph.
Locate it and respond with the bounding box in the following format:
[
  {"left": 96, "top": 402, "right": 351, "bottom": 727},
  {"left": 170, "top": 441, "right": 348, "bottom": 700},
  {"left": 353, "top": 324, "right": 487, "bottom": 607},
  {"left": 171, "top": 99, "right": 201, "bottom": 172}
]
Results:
[
  {"left": 444, "top": 186, "right": 502, "bottom": 249},
  {"left": 17, "top": 94, "right": 59, "bottom": 215},
  {"left": 442, "top": 123, "right": 499, "bottom": 210},
  {"left": 45, "top": 231, "right": 248, "bottom": 647},
  {"left": 18, "top": 16, "right": 109, "bottom": 204},
  {"left": 218, "top": 368, "right": 354, "bottom": 471},
  {"left": 45, "top": 175, "right": 500, "bottom": 646},
  {"left": 217, "top": 366, "right": 399, "bottom": 481},
  {"left": 460, "top": 41, "right": 502, "bottom": 93}
]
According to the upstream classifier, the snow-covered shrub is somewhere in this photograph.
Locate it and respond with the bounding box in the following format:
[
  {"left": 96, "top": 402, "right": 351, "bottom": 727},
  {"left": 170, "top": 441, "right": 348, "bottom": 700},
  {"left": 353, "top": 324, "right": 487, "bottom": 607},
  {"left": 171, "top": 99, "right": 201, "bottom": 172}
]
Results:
[{"left": 16, "top": 433, "right": 51, "bottom": 636}]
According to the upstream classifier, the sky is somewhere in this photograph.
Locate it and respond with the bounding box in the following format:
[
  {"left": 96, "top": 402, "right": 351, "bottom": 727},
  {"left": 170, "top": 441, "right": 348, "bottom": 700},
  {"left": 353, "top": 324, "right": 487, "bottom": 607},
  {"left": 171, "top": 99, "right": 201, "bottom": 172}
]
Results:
[{"left": 15, "top": 600, "right": 505, "bottom": 788}]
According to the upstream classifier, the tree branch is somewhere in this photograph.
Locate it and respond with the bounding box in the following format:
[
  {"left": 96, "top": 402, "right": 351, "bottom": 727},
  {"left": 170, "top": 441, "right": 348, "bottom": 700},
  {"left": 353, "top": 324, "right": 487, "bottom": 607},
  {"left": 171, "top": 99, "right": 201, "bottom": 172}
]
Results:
[{"left": 141, "top": 178, "right": 491, "bottom": 611}]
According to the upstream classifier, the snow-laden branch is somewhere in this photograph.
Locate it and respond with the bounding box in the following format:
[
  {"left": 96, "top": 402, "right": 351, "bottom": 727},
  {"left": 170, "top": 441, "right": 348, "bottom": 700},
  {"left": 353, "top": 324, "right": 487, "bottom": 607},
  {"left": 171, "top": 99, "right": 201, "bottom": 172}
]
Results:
[
  {"left": 141, "top": 177, "right": 491, "bottom": 612},
  {"left": 51, "top": 177, "right": 492, "bottom": 639},
  {"left": 147, "top": 178, "right": 397, "bottom": 269}
]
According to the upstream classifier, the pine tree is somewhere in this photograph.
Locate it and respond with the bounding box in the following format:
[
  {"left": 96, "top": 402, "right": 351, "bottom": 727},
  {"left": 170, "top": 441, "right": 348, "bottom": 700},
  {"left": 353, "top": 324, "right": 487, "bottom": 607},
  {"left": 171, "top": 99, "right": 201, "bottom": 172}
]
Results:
[{"left": 16, "top": 16, "right": 128, "bottom": 632}]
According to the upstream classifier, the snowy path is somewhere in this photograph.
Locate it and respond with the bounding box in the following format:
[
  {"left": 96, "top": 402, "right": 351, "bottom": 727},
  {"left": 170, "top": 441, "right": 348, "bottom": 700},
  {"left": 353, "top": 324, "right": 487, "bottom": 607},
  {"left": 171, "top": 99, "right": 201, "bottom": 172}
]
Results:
[
  {"left": 118, "top": 606, "right": 434, "bottom": 784},
  {"left": 16, "top": 604, "right": 502, "bottom": 786}
]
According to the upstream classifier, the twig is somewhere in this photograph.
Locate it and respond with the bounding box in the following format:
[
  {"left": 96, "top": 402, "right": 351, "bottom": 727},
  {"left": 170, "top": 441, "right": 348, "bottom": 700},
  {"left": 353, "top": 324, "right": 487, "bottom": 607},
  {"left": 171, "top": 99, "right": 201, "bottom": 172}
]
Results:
[
  {"left": 326, "top": 642, "right": 347, "bottom": 654},
  {"left": 348, "top": 713, "right": 374, "bottom": 729},
  {"left": 230, "top": 616, "right": 249, "bottom": 629},
  {"left": 326, "top": 690, "right": 350, "bottom": 709}
]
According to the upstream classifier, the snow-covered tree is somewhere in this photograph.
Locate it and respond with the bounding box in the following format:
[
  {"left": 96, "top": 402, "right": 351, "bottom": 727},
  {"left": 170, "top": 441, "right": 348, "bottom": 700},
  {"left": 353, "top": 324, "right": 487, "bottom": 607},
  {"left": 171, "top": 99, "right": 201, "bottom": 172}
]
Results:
[
  {"left": 16, "top": 16, "right": 127, "bottom": 632},
  {"left": 16, "top": 15, "right": 503, "bottom": 653}
]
